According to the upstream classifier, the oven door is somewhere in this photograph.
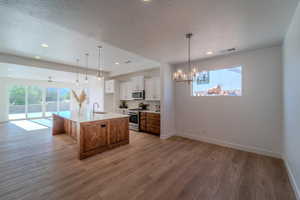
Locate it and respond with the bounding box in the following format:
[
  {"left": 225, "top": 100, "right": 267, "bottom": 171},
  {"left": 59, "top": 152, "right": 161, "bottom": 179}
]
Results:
[{"left": 129, "top": 113, "right": 139, "bottom": 124}]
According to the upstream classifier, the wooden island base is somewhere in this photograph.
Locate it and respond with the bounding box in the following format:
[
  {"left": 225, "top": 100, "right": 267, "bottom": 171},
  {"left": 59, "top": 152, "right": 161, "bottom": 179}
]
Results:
[{"left": 52, "top": 114, "right": 129, "bottom": 160}]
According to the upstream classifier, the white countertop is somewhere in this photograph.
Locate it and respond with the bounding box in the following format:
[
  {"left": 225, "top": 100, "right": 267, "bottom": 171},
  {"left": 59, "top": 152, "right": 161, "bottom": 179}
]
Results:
[
  {"left": 117, "top": 108, "right": 160, "bottom": 114},
  {"left": 141, "top": 110, "right": 160, "bottom": 114},
  {"left": 54, "top": 111, "right": 129, "bottom": 123}
]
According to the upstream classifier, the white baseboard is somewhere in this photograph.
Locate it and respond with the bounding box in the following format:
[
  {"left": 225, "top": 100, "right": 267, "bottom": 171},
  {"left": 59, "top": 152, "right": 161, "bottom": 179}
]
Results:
[
  {"left": 177, "top": 132, "right": 282, "bottom": 159},
  {"left": 160, "top": 129, "right": 176, "bottom": 140},
  {"left": 284, "top": 157, "right": 300, "bottom": 200},
  {"left": 160, "top": 134, "right": 172, "bottom": 139}
]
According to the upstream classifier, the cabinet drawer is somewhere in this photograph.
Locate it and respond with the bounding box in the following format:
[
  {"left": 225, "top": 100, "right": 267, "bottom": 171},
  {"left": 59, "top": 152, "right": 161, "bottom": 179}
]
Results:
[
  {"left": 147, "top": 120, "right": 160, "bottom": 127},
  {"left": 147, "top": 113, "right": 160, "bottom": 118},
  {"left": 147, "top": 126, "right": 160, "bottom": 135}
]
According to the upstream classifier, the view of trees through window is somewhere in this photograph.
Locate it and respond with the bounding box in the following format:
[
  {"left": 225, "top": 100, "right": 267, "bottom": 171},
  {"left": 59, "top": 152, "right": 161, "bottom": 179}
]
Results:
[
  {"left": 9, "top": 85, "right": 71, "bottom": 120},
  {"left": 9, "top": 86, "right": 26, "bottom": 119},
  {"left": 9, "top": 86, "right": 26, "bottom": 105}
]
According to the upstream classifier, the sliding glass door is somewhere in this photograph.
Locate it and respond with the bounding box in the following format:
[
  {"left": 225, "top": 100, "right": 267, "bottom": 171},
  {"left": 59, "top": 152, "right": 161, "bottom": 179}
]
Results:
[
  {"left": 28, "top": 86, "right": 43, "bottom": 118},
  {"left": 8, "top": 85, "right": 26, "bottom": 120},
  {"left": 45, "top": 88, "right": 58, "bottom": 117},
  {"left": 59, "top": 88, "right": 71, "bottom": 114},
  {"left": 8, "top": 85, "right": 71, "bottom": 120}
]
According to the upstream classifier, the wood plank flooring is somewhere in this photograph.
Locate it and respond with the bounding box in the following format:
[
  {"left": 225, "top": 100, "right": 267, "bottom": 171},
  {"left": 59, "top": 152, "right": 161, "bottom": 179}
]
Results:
[{"left": 0, "top": 122, "right": 295, "bottom": 200}]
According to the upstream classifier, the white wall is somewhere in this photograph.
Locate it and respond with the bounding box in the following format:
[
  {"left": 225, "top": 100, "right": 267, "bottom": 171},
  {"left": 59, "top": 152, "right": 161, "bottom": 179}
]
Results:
[
  {"left": 160, "top": 64, "right": 176, "bottom": 139},
  {"left": 283, "top": 2, "right": 300, "bottom": 198},
  {"left": 174, "top": 46, "right": 283, "bottom": 158},
  {"left": 0, "top": 77, "right": 9, "bottom": 122}
]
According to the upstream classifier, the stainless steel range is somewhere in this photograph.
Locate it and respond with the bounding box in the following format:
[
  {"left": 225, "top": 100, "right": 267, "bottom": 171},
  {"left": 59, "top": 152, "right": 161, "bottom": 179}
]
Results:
[{"left": 128, "top": 109, "right": 143, "bottom": 131}]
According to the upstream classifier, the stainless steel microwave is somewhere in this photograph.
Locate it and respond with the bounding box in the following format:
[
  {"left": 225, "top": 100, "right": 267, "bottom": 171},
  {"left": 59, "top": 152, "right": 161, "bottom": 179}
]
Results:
[{"left": 132, "top": 91, "right": 145, "bottom": 100}]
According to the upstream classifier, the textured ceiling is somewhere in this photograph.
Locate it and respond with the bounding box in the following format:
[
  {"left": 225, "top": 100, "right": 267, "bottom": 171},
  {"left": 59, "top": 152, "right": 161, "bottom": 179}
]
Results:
[{"left": 0, "top": 0, "right": 299, "bottom": 70}]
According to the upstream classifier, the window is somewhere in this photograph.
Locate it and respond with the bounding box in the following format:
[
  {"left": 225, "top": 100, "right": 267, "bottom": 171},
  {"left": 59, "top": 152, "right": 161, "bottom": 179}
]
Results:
[
  {"left": 8, "top": 85, "right": 71, "bottom": 120},
  {"left": 192, "top": 66, "right": 242, "bottom": 96},
  {"left": 9, "top": 85, "right": 26, "bottom": 120},
  {"left": 59, "top": 88, "right": 71, "bottom": 112},
  {"left": 28, "top": 86, "right": 43, "bottom": 118},
  {"left": 45, "top": 88, "right": 58, "bottom": 117}
]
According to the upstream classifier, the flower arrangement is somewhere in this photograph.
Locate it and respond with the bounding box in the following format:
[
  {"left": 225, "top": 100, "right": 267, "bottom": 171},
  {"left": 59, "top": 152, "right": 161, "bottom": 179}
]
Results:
[{"left": 72, "top": 90, "right": 87, "bottom": 114}]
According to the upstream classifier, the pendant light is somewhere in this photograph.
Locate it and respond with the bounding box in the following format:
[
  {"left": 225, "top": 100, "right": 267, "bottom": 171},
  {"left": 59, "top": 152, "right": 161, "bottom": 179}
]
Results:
[
  {"left": 85, "top": 53, "right": 89, "bottom": 84},
  {"left": 97, "top": 46, "right": 104, "bottom": 81},
  {"left": 75, "top": 58, "right": 80, "bottom": 86},
  {"left": 173, "top": 33, "right": 197, "bottom": 83}
]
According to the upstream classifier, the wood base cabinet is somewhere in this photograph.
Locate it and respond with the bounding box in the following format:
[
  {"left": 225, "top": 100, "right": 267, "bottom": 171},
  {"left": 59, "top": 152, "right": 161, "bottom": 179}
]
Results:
[
  {"left": 109, "top": 118, "right": 129, "bottom": 147},
  {"left": 53, "top": 115, "right": 77, "bottom": 140},
  {"left": 140, "top": 112, "right": 160, "bottom": 135},
  {"left": 52, "top": 114, "right": 129, "bottom": 160},
  {"left": 79, "top": 117, "right": 129, "bottom": 159}
]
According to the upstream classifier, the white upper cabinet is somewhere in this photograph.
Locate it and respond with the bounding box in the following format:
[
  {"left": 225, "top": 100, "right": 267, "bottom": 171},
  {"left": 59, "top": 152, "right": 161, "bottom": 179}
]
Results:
[
  {"left": 105, "top": 80, "right": 115, "bottom": 94},
  {"left": 120, "top": 82, "right": 126, "bottom": 100},
  {"left": 145, "top": 77, "right": 160, "bottom": 101},
  {"left": 153, "top": 77, "right": 160, "bottom": 100},
  {"left": 145, "top": 78, "right": 152, "bottom": 100},
  {"left": 119, "top": 76, "right": 159, "bottom": 101},
  {"left": 131, "top": 76, "right": 144, "bottom": 91},
  {"left": 119, "top": 81, "right": 133, "bottom": 100}
]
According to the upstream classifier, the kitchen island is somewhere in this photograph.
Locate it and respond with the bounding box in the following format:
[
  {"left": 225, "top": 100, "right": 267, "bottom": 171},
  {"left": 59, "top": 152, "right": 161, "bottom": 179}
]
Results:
[{"left": 52, "top": 111, "right": 129, "bottom": 159}]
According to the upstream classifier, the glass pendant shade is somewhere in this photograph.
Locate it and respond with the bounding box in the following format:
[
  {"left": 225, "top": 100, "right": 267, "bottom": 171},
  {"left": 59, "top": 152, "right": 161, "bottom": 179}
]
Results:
[
  {"left": 75, "top": 58, "right": 80, "bottom": 86},
  {"left": 97, "top": 46, "right": 104, "bottom": 81}
]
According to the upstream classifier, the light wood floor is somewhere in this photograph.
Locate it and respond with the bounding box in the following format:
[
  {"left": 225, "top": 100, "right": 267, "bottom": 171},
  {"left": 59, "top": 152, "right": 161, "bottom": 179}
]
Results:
[{"left": 0, "top": 122, "right": 295, "bottom": 200}]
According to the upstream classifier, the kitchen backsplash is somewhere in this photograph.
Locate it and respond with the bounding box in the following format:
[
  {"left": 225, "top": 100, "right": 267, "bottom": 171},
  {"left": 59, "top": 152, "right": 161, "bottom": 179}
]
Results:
[{"left": 122, "top": 100, "right": 160, "bottom": 111}]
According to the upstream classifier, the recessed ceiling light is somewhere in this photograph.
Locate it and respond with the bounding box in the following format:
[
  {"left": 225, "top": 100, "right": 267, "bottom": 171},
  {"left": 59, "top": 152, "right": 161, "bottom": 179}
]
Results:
[
  {"left": 41, "top": 43, "right": 49, "bottom": 48},
  {"left": 35, "top": 56, "right": 41, "bottom": 59},
  {"left": 142, "top": 0, "right": 151, "bottom": 2},
  {"left": 115, "top": 62, "right": 120, "bottom": 65},
  {"left": 206, "top": 51, "right": 213, "bottom": 55}
]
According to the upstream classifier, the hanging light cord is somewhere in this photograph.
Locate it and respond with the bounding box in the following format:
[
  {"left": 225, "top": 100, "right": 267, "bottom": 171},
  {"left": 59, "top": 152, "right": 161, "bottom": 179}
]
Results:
[
  {"left": 98, "top": 46, "right": 102, "bottom": 76},
  {"left": 187, "top": 33, "right": 192, "bottom": 73},
  {"left": 76, "top": 59, "right": 80, "bottom": 81},
  {"left": 85, "top": 53, "right": 89, "bottom": 80}
]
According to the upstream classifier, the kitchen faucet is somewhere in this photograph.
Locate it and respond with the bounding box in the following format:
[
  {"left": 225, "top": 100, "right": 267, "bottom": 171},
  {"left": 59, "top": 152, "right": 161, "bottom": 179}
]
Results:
[{"left": 92, "top": 102, "right": 99, "bottom": 113}]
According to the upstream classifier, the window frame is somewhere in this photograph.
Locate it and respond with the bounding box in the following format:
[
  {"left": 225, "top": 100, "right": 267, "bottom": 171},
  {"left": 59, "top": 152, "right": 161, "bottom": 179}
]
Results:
[{"left": 190, "top": 65, "right": 243, "bottom": 97}]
